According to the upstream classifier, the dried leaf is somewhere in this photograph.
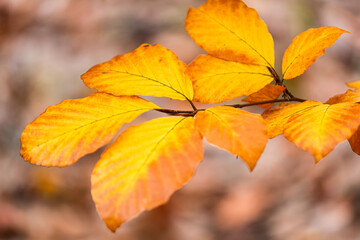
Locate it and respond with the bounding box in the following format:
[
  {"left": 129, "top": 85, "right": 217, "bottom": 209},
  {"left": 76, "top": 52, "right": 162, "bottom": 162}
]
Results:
[
  {"left": 284, "top": 103, "right": 360, "bottom": 162},
  {"left": 185, "top": 0, "right": 274, "bottom": 67},
  {"left": 346, "top": 80, "right": 360, "bottom": 89},
  {"left": 82, "top": 44, "right": 193, "bottom": 101},
  {"left": 20, "top": 93, "right": 158, "bottom": 167},
  {"left": 282, "top": 27, "right": 348, "bottom": 79},
  {"left": 91, "top": 117, "right": 203, "bottom": 231},
  {"left": 263, "top": 101, "right": 321, "bottom": 138},
  {"left": 242, "top": 85, "right": 286, "bottom": 109},
  {"left": 349, "top": 127, "right": 360, "bottom": 155},
  {"left": 195, "top": 106, "right": 268, "bottom": 170},
  {"left": 188, "top": 55, "right": 273, "bottom": 104},
  {"left": 326, "top": 89, "right": 360, "bottom": 104}
]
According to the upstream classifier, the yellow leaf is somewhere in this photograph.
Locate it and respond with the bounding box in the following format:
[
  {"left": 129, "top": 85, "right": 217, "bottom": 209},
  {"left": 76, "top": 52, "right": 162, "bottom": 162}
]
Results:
[
  {"left": 326, "top": 89, "right": 360, "bottom": 104},
  {"left": 188, "top": 55, "right": 273, "bottom": 104},
  {"left": 20, "top": 93, "right": 158, "bottom": 167},
  {"left": 282, "top": 26, "right": 348, "bottom": 79},
  {"left": 185, "top": 0, "right": 274, "bottom": 67},
  {"left": 284, "top": 103, "right": 360, "bottom": 162},
  {"left": 195, "top": 106, "right": 268, "bottom": 170},
  {"left": 349, "top": 127, "right": 360, "bottom": 155},
  {"left": 82, "top": 44, "right": 193, "bottom": 101},
  {"left": 263, "top": 101, "right": 321, "bottom": 138},
  {"left": 242, "top": 85, "right": 286, "bottom": 109},
  {"left": 91, "top": 117, "right": 203, "bottom": 231},
  {"left": 346, "top": 80, "right": 360, "bottom": 89}
]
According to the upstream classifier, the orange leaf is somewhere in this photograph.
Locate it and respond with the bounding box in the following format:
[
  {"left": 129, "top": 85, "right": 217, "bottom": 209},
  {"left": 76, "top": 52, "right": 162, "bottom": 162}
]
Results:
[
  {"left": 82, "top": 44, "right": 193, "bottom": 101},
  {"left": 195, "top": 106, "right": 268, "bottom": 170},
  {"left": 282, "top": 27, "right": 349, "bottom": 79},
  {"left": 242, "top": 85, "right": 286, "bottom": 109},
  {"left": 188, "top": 55, "right": 273, "bottom": 104},
  {"left": 326, "top": 89, "right": 360, "bottom": 104},
  {"left": 349, "top": 127, "right": 360, "bottom": 155},
  {"left": 185, "top": 0, "right": 274, "bottom": 67},
  {"left": 91, "top": 117, "right": 203, "bottom": 231},
  {"left": 346, "top": 80, "right": 360, "bottom": 89},
  {"left": 20, "top": 93, "right": 158, "bottom": 167},
  {"left": 263, "top": 101, "right": 322, "bottom": 138},
  {"left": 284, "top": 103, "right": 360, "bottom": 162}
]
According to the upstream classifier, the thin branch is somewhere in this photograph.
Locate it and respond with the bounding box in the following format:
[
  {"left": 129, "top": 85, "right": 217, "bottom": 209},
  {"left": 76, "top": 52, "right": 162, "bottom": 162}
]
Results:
[
  {"left": 186, "top": 98, "right": 198, "bottom": 111},
  {"left": 284, "top": 88, "right": 295, "bottom": 98},
  {"left": 267, "top": 67, "right": 282, "bottom": 85},
  {"left": 154, "top": 109, "right": 197, "bottom": 117},
  {"left": 154, "top": 97, "right": 306, "bottom": 117},
  {"left": 227, "top": 97, "right": 306, "bottom": 109},
  {"left": 266, "top": 66, "right": 296, "bottom": 100}
]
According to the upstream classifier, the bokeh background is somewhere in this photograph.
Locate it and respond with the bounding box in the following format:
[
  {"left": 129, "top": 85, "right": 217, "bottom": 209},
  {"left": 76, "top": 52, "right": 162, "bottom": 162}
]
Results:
[{"left": 1, "top": 0, "right": 360, "bottom": 239}]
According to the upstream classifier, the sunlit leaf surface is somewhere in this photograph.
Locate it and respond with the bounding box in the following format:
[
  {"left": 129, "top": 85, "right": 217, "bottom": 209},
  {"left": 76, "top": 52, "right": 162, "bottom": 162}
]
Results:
[
  {"left": 91, "top": 117, "right": 203, "bottom": 231},
  {"left": 186, "top": 0, "right": 274, "bottom": 67},
  {"left": 82, "top": 44, "right": 194, "bottom": 101},
  {"left": 195, "top": 106, "right": 268, "bottom": 170},
  {"left": 20, "top": 93, "right": 158, "bottom": 167}
]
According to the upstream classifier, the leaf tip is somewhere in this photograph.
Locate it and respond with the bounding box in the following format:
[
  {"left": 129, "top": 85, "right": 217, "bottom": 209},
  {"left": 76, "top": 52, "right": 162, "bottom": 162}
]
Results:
[
  {"left": 314, "top": 157, "right": 322, "bottom": 164},
  {"left": 104, "top": 218, "right": 121, "bottom": 233},
  {"left": 314, "top": 151, "right": 326, "bottom": 164},
  {"left": 243, "top": 157, "right": 257, "bottom": 172},
  {"left": 346, "top": 80, "right": 360, "bottom": 89},
  {"left": 248, "top": 163, "right": 256, "bottom": 172},
  {"left": 339, "top": 28, "right": 350, "bottom": 34}
]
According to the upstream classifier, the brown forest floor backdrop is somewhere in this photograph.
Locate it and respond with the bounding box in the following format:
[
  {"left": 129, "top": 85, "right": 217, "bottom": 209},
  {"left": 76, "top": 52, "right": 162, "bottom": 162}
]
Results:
[{"left": 1, "top": 0, "right": 360, "bottom": 239}]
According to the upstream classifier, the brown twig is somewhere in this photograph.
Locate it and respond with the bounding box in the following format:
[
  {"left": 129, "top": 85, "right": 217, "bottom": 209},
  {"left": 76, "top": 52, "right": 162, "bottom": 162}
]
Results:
[{"left": 154, "top": 97, "right": 306, "bottom": 117}]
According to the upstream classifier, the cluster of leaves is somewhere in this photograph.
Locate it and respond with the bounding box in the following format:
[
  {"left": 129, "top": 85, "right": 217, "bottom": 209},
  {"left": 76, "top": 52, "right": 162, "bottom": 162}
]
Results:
[{"left": 20, "top": 0, "right": 360, "bottom": 232}]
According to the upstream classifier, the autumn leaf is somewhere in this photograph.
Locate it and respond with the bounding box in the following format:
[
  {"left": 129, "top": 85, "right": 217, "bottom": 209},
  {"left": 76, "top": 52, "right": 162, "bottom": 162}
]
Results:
[
  {"left": 242, "top": 85, "right": 286, "bottom": 109},
  {"left": 326, "top": 89, "right": 360, "bottom": 104},
  {"left": 346, "top": 80, "right": 360, "bottom": 89},
  {"left": 91, "top": 117, "right": 203, "bottom": 231},
  {"left": 325, "top": 89, "right": 360, "bottom": 155},
  {"left": 188, "top": 55, "right": 273, "bottom": 104},
  {"left": 263, "top": 101, "right": 321, "bottom": 138},
  {"left": 195, "top": 106, "right": 268, "bottom": 170},
  {"left": 82, "top": 44, "right": 193, "bottom": 101},
  {"left": 284, "top": 102, "right": 360, "bottom": 162},
  {"left": 20, "top": 93, "right": 158, "bottom": 167},
  {"left": 349, "top": 128, "right": 360, "bottom": 155},
  {"left": 185, "top": 0, "right": 274, "bottom": 67},
  {"left": 282, "top": 27, "right": 349, "bottom": 79}
]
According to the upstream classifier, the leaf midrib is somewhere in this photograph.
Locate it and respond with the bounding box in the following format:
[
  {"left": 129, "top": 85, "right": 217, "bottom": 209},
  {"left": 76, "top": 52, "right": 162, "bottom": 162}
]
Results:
[
  {"left": 282, "top": 32, "right": 341, "bottom": 78},
  {"left": 25, "top": 108, "right": 152, "bottom": 153},
  {"left": 207, "top": 109, "right": 248, "bottom": 156},
  {"left": 118, "top": 117, "right": 187, "bottom": 204},
  {"left": 106, "top": 70, "right": 190, "bottom": 100}
]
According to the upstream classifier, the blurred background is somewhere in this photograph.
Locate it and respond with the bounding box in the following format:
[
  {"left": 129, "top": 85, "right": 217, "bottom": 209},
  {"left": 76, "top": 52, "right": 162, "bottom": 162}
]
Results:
[{"left": 1, "top": 0, "right": 360, "bottom": 239}]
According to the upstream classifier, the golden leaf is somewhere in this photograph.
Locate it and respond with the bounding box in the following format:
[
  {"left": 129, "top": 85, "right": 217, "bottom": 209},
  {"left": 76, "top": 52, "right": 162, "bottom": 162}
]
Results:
[
  {"left": 20, "top": 93, "right": 158, "bottom": 167},
  {"left": 282, "top": 27, "right": 348, "bottom": 79},
  {"left": 91, "top": 117, "right": 203, "bottom": 231},
  {"left": 326, "top": 89, "right": 360, "bottom": 104},
  {"left": 284, "top": 103, "right": 360, "bottom": 162},
  {"left": 242, "top": 85, "right": 286, "bottom": 109},
  {"left": 263, "top": 101, "right": 321, "bottom": 138},
  {"left": 349, "top": 127, "right": 360, "bottom": 155},
  {"left": 346, "top": 80, "right": 360, "bottom": 89},
  {"left": 185, "top": 0, "right": 274, "bottom": 67},
  {"left": 188, "top": 55, "right": 273, "bottom": 104},
  {"left": 195, "top": 106, "right": 268, "bottom": 170},
  {"left": 82, "top": 44, "right": 193, "bottom": 101}
]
